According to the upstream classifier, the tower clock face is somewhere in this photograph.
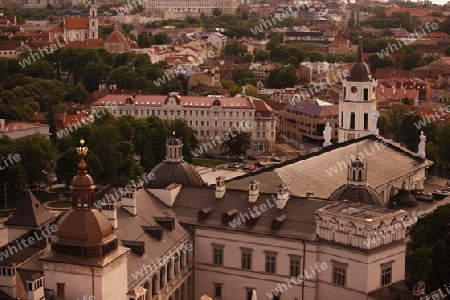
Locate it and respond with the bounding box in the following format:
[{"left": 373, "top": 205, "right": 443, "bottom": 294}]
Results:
[{"left": 351, "top": 86, "right": 357, "bottom": 93}]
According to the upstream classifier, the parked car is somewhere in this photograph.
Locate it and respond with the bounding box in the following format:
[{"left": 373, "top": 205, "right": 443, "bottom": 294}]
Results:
[
  {"left": 234, "top": 163, "right": 243, "bottom": 169},
  {"left": 411, "top": 190, "right": 433, "bottom": 202},
  {"left": 270, "top": 157, "right": 281, "bottom": 162},
  {"left": 219, "top": 155, "right": 230, "bottom": 160},
  {"left": 248, "top": 166, "right": 256, "bottom": 171},
  {"left": 247, "top": 155, "right": 258, "bottom": 160},
  {"left": 254, "top": 162, "right": 266, "bottom": 168},
  {"left": 232, "top": 155, "right": 245, "bottom": 163},
  {"left": 228, "top": 163, "right": 235, "bottom": 168},
  {"left": 243, "top": 165, "right": 250, "bottom": 170}
]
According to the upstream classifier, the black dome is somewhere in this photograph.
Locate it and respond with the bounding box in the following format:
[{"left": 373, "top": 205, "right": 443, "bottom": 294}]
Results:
[
  {"left": 348, "top": 39, "right": 371, "bottom": 82},
  {"left": 329, "top": 184, "right": 385, "bottom": 206},
  {"left": 146, "top": 161, "right": 204, "bottom": 189},
  {"left": 351, "top": 159, "right": 364, "bottom": 168}
]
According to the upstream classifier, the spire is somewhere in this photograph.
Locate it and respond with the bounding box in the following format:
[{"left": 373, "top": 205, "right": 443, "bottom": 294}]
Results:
[
  {"left": 347, "top": 38, "right": 370, "bottom": 82},
  {"left": 356, "top": 37, "right": 363, "bottom": 62}
]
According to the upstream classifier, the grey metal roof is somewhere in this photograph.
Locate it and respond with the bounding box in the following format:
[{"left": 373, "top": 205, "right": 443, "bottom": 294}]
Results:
[
  {"left": 172, "top": 186, "right": 333, "bottom": 240},
  {"left": 226, "top": 135, "right": 432, "bottom": 199},
  {"left": 146, "top": 161, "right": 204, "bottom": 189},
  {"left": 111, "top": 188, "right": 191, "bottom": 290}
]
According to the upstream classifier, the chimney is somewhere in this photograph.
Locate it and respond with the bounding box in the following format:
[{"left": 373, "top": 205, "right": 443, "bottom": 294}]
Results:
[
  {"left": 121, "top": 189, "right": 138, "bottom": 216},
  {"left": 215, "top": 176, "right": 226, "bottom": 199},
  {"left": 248, "top": 180, "right": 260, "bottom": 203},
  {"left": 0, "top": 119, "right": 4, "bottom": 132},
  {"left": 276, "top": 184, "right": 290, "bottom": 209},
  {"left": 101, "top": 202, "right": 118, "bottom": 229}
]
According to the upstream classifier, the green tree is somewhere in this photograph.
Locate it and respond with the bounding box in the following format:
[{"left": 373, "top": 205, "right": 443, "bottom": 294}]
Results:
[
  {"left": 232, "top": 68, "right": 257, "bottom": 86},
  {"left": 221, "top": 131, "right": 251, "bottom": 155},
  {"left": 266, "top": 66, "right": 297, "bottom": 88},
  {"left": 15, "top": 134, "right": 56, "bottom": 186},
  {"left": 406, "top": 204, "right": 450, "bottom": 292},
  {"left": 222, "top": 41, "right": 247, "bottom": 56},
  {"left": 0, "top": 137, "right": 27, "bottom": 199},
  {"left": 56, "top": 148, "right": 103, "bottom": 185},
  {"left": 212, "top": 8, "right": 222, "bottom": 16},
  {"left": 445, "top": 46, "right": 450, "bottom": 57}
]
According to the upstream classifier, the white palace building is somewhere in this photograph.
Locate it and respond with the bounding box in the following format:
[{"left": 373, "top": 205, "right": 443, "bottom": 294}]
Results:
[{"left": 0, "top": 41, "right": 443, "bottom": 300}]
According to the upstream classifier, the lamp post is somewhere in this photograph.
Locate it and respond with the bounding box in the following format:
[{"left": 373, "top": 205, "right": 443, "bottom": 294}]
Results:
[{"left": 4, "top": 181, "right": 7, "bottom": 217}]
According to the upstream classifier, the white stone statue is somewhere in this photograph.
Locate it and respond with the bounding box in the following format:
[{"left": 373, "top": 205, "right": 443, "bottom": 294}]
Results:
[
  {"left": 417, "top": 131, "right": 426, "bottom": 159},
  {"left": 370, "top": 110, "right": 379, "bottom": 135},
  {"left": 323, "top": 122, "right": 332, "bottom": 147}
]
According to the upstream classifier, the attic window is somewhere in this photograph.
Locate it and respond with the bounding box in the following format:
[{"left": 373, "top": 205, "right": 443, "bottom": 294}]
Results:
[
  {"left": 154, "top": 217, "right": 175, "bottom": 231},
  {"left": 122, "top": 240, "right": 145, "bottom": 256},
  {"left": 272, "top": 214, "right": 286, "bottom": 230},
  {"left": 142, "top": 225, "right": 164, "bottom": 240},
  {"left": 222, "top": 209, "right": 238, "bottom": 224},
  {"left": 198, "top": 206, "right": 213, "bottom": 221}
]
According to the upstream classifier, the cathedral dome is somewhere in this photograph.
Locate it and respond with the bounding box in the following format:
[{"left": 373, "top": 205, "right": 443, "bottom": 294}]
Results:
[
  {"left": 348, "top": 39, "right": 371, "bottom": 82},
  {"left": 329, "top": 184, "right": 385, "bottom": 206},
  {"left": 146, "top": 161, "right": 204, "bottom": 189},
  {"left": 146, "top": 134, "right": 204, "bottom": 189}
]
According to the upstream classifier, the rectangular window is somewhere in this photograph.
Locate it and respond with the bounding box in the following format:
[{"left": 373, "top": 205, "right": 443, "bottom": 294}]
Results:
[
  {"left": 364, "top": 88, "right": 369, "bottom": 101},
  {"left": 241, "top": 250, "right": 252, "bottom": 270},
  {"left": 214, "top": 284, "right": 223, "bottom": 298},
  {"left": 265, "top": 253, "right": 276, "bottom": 274},
  {"left": 213, "top": 244, "right": 224, "bottom": 266},
  {"left": 364, "top": 113, "right": 368, "bottom": 130},
  {"left": 57, "top": 283, "right": 65, "bottom": 300},
  {"left": 332, "top": 261, "right": 347, "bottom": 286},
  {"left": 381, "top": 263, "right": 392, "bottom": 286},
  {"left": 290, "top": 256, "right": 301, "bottom": 277}
]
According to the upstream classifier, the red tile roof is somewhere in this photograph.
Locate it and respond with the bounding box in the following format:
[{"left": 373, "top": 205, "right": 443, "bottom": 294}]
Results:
[
  {"left": 64, "top": 17, "right": 89, "bottom": 29},
  {"left": 385, "top": 7, "right": 432, "bottom": 16}
]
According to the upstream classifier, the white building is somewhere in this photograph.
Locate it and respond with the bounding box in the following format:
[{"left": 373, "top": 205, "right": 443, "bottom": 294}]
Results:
[
  {"left": 90, "top": 92, "right": 277, "bottom": 153},
  {"left": 0, "top": 119, "right": 49, "bottom": 139},
  {"left": 145, "top": 0, "right": 238, "bottom": 16},
  {"left": 338, "top": 40, "right": 378, "bottom": 143}
]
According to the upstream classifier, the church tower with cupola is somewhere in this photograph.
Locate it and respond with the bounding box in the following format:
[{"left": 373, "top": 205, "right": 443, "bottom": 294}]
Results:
[
  {"left": 338, "top": 39, "right": 378, "bottom": 143},
  {"left": 41, "top": 140, "right": 129, "bottom": 300}
]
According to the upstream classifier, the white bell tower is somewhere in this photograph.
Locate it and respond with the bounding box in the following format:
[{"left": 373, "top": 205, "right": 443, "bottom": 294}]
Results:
[{"left": 338, "top": 39, "right": 378, "bottom": 143}]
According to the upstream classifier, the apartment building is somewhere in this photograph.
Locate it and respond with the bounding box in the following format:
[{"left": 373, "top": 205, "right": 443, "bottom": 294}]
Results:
[
  {"left": 278, "top": 99, "right": 338, "bottom": 144},
  {"left": 89, "top": 92, "right": 277, "bottom": 152},
  {"left": 145, "top": 0, "right": 238, "bottom": 16}
]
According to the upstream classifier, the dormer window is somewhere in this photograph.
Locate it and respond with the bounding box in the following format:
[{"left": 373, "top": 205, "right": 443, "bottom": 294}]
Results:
[{"left": 27, "top": 276, "right": 44, "bottom": 292}]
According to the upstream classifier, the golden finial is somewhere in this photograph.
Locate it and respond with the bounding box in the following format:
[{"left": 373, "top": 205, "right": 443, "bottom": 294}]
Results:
[
  {"left": 77, "top": 139, "right": 88, "bottom": 156},
  {"left": 76, "top": 140, "right": 88, "bottom": 171}
]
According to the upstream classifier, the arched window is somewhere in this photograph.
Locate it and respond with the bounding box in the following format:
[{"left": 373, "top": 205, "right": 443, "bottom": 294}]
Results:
[
  {"left": 359, "top": 170, "right": 363, "bottom": 180},
  {"left": 352, "top": 170, "right": 356, "bottom": 180},
  {"left": 350, "top": 112, "right": 355, "bottom": 129}
]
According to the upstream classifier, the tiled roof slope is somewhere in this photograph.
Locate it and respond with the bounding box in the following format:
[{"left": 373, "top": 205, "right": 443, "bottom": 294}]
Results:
[
  {"left": 5, "top": 189, "right": 55, "bottom": 228},
  {"left": 172, "top": 185, "right": 333, "bottom": 240}
]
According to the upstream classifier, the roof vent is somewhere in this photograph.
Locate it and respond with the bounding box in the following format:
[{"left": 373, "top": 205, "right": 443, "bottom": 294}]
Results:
[
  {"left": 122, "top": 240, "right": 145, "bottom": 256},
  {"left": 142, "top": 225, "right": 164, "bottom": 241},
  {"left": 272, "top": 214, "right": 286, "bottom": 230},
  {"left": 222, "top": 209, "right": 238, "bottom": 224},
  {"left": 198, "top": 206, "right": 213, "bottom": 221},
  {"left": 247, "top": 212, "right": 261, "bottom": 226},
  {"left": 154, "top": 217, "right": 175, "bottom": 231}
]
